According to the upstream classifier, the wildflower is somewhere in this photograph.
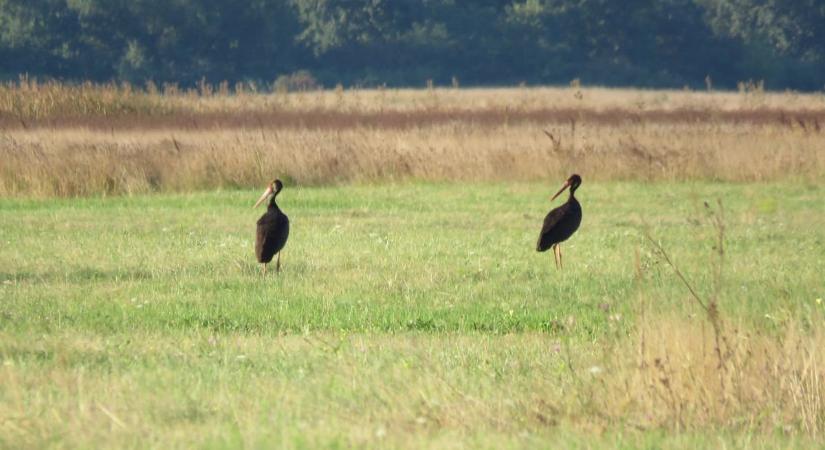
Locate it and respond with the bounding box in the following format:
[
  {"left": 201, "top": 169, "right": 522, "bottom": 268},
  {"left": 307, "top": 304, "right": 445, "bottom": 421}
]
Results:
[{"left": 817, "top": 298, "right": 822, "bottom": 305}]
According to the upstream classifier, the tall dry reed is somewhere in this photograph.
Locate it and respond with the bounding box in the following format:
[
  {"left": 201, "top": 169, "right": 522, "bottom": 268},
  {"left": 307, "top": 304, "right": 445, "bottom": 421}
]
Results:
[{"left": 2, "top": 83, "right": 824, "bottom": 197}]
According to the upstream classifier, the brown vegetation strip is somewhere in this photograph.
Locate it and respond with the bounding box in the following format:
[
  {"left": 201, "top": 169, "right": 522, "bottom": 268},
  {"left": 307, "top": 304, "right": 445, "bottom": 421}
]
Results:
[{"left": 2, "top": 107, "right": 825, "bottom": 130}]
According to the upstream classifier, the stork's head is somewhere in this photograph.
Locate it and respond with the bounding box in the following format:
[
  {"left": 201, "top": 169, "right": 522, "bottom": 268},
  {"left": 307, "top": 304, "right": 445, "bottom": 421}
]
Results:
[
  {"left": 253, "top": 179, "right": 284, "bottom": 208},
  {"left": 551, "top": 174, "right": 582, "bottom": 201}
]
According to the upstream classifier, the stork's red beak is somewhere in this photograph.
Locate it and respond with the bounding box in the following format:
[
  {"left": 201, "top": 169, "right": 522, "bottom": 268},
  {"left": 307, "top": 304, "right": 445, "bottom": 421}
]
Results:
[
  {"left": 551, "top": 180, "right": 571, "bottom": 201},
  {"left": 253, "top": 185, "right": 274, "bottom": 208}
]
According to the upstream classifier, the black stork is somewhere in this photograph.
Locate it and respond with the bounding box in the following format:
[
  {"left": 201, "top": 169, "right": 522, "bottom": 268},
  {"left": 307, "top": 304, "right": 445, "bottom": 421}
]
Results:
[
  {"left": 536, "top": 174, "right": 582, "bottom": 269},
  {"left": 253, "top": 179, "right": 290, "bottom": 275}
]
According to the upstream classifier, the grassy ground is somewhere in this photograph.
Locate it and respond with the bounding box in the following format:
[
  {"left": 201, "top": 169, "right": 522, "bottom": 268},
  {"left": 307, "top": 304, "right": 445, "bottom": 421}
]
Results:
[{"left": 1, "top": 181, "right": 824, "bottom": 448}]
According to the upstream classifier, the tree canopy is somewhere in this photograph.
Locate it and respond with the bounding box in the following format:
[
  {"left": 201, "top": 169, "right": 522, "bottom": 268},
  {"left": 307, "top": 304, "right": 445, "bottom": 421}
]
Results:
[{"left": 1, "top": 0, "right": 822, "bottom": 90}]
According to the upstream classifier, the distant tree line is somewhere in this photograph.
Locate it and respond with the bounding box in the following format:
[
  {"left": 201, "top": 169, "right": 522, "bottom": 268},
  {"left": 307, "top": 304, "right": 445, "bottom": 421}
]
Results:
[{"left": 0, "top": 0, "right": 823, "bottom": 90}]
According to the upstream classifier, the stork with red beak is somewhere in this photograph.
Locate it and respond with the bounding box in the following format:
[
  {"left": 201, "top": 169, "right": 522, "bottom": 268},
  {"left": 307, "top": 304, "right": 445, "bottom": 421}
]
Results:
[
  {"left": 254, "top": 179, "right": 290, "bottom": 274},
  {"left": 536, "top": 174, "right": 583, "bottom": 269}
]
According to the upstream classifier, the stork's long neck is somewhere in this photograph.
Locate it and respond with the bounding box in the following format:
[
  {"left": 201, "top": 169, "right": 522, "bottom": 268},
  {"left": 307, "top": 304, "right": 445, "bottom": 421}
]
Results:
[
  {"left": 268, "top": 187, "right": 282, "bottom": 211},
  {"left": 568, "top": 185, "right": 580, "bottom": 206}
]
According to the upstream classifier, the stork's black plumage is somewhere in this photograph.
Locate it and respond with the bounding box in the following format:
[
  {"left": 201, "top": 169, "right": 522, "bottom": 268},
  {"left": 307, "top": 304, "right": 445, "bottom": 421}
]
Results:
[
  {"left": 536, "top": 174, "right": 582, "bottom": 269},
  {"left": 254, "top": 179, "right": 290, "bottom": 274}
]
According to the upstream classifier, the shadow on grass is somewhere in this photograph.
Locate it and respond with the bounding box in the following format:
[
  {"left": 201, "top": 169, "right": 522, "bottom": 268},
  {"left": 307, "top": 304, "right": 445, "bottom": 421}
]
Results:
[
  {"left": 0, "top": 267, "right": 154, "bottom": 283},
  {"left": 0, "top": 259, "right": 309, "bottom": 286},
  {"left": 3, "top": 267, "right": 168, "bottom": 284}
]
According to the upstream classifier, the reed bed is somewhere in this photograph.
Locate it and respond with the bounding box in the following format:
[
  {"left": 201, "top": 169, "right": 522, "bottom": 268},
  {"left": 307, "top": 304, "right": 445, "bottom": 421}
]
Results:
[{"left": 2, "top": 81, "right": 824, "bottom": 197}]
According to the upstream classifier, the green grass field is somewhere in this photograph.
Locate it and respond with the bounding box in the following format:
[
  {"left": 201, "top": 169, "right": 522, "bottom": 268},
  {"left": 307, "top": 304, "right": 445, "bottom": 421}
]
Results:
[{"left": 1, "top": 181, "right": 823, "bottom": 448}]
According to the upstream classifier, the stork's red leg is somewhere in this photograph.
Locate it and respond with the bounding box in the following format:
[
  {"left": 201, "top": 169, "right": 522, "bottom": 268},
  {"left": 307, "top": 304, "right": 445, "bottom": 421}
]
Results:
[
  {"left": 276, "top": 252, "right": 281, "bottom": 273},
  {"left": 553, "top": 245, "right": 559, "bottom": 269},
  {"left": 558, "top": 244, "right": 563, "bottom": 269}
]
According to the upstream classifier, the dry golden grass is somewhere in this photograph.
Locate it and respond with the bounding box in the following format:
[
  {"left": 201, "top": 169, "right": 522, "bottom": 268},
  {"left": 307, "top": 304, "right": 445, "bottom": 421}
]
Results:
[
  {"left": 2, "top": 81, "right": 825, "bottom": 197},
  {"left": 5, "top": 78, "right": 825, "bottom": 116},
  {"left": 584, "top": 315, "right": 825, "bottom": 435}
]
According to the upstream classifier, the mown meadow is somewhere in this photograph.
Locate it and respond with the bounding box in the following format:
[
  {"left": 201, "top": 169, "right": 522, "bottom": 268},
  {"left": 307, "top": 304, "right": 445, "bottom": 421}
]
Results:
[{"left": 1, "top": 83, "right": 824, "bottom": 448}]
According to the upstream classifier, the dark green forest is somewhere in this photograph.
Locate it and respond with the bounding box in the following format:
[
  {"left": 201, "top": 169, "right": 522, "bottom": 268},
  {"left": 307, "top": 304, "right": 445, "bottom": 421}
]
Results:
[{"left": 1, "top": 0, "right": 823, "bottom": 90}]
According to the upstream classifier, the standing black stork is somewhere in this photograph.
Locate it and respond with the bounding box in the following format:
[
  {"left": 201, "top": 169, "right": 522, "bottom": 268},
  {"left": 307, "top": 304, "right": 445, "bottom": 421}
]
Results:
[
  {"left": 536, "top": 174, "right": 582, "bottom": 269},
  {"left": 253, "top": 179, "right": 290, "bottom": 275}
]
